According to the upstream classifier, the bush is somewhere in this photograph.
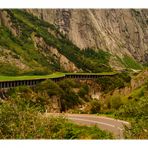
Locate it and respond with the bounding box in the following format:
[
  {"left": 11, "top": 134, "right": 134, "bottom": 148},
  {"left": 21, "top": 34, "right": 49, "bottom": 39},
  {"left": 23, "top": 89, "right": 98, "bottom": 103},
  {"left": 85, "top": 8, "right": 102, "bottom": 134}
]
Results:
[
  {"left": 90, "top": 100, "right": 101, "bottom": 114},
  {"left": 122, "top": 56, "right": 142, "bottom": 70},
  {"left": 110, "top": 95, "right": 123, "bottom": 110},
  {"left": 58, "top": 79, "right": 82, "bottom": 111},
  {"left": 0, "top": 63, "right": 20, "bottom": 76},
  {"left": 84, "top": 100, "right": 101, "bottom": 114},
  {"left": 78, "top": 85, "right": 89, "bottom": 98},
  {"left": 36, "top": 79, "right": 63, "bottom": 96},
  {"left": 96, "top": 73, "right": 131, "bottom": 93}
]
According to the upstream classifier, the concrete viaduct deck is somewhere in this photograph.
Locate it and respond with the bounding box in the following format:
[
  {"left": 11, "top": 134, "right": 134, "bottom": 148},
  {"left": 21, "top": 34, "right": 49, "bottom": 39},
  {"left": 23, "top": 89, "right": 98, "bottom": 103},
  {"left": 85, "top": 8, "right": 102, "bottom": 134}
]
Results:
[{"left": 0, "top": 72, "right": 117, "bottom": 89}]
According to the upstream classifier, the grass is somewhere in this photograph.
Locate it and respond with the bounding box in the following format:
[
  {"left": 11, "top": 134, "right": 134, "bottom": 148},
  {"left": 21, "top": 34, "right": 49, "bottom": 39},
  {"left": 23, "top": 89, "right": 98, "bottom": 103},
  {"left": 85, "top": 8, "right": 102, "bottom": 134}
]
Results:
[
  {"left": 0, "top": 72, "right": 117, "bottom": 82},
  {"left": 0, "top": 73, "right": 65, "bottom": 82},
  {"left": 117, "top": 55, "right": 143, "bottom": 70}
]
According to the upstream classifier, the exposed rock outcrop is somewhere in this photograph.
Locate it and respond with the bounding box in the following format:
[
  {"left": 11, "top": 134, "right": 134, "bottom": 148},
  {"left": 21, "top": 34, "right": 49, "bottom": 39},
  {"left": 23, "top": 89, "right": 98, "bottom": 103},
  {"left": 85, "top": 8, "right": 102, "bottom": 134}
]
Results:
[
  {"left": 79, "top": 80, "right": 101, "bottom": 100},
  {"left": 0, "top": 47, "right": 30, "bottom": 71},
  {"left": 33, "top": 35, "right": 79, "bottom": 72},
  {"left": 27, "top": 9, "right": 148, "bottom": 63},
  {"left": 0, "top": 11, "right": 20, "bottom": 36}
]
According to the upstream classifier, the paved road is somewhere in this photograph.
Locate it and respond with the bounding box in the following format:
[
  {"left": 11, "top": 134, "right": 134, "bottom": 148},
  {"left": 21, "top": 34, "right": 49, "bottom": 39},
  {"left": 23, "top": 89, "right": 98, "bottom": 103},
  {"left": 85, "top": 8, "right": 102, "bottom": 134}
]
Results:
[{"left": 45, "top": 113, "right": 130, "bottom": 139}]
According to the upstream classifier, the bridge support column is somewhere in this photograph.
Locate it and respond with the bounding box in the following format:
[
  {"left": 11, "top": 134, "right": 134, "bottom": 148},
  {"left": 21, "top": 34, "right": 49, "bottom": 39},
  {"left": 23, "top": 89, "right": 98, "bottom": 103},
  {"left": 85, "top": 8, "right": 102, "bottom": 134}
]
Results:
[
  {"left": 12, "top": 81, "right": 15, "bottom": 87},
  {"left": 4, "top": 82, "right": 6, "bottom": 88},
  {"left": 17, "top": 81, "right": 20, "bottom": 87}
]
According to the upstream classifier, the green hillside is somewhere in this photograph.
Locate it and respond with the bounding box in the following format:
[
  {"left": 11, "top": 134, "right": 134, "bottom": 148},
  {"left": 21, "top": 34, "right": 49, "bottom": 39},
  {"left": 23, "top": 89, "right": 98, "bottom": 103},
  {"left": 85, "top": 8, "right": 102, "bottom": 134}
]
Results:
[{"left": 0, "top": 10, "right": 112, "bottom": 76}]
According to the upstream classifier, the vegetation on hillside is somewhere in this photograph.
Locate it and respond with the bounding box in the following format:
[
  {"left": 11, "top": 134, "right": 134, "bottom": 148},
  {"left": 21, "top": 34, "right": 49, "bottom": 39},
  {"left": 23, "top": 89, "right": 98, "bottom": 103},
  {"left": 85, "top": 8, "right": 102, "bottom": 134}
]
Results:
[
  {"left": 0, "top": 63, "right": 20, "bottom": 76},
  {"left": 117, "top": 55, "right": 143, "bottom": 70},
  {"left": 115, "top": 82, "right": 148, "bottom": 139},
  {"left": 0, "top": 9, "right": 144, "bottom": 75},
  {"left": 96, "top": 72, "right": 131, "bottom": 93},
  {"left": 94, "top": 80, "right": 148, "bottom": 139},
  {"left": 0, "top": 9, "right": 113, "bottom": 74},
  {"left": 0, "top": 83, "right": 112, "bottom": 139},
  {"left": 0, "top": 69, "right": 147, "bottom": 139},
  {"left": 0, "top": 9, "right": 147, "bottom": 139}
]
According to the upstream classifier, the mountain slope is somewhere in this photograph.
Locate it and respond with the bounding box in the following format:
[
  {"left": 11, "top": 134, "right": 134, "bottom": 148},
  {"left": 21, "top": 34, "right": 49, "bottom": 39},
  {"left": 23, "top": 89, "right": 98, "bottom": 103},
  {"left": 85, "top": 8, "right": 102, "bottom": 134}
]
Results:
[
  {"left": 27, "top": 9, "right": 148, "bottom": 64},
  {"left": 0, "top": 9, "right": 147, "bottom": 75},
  {"left": 0, "top": 9, "right": 112, "bottom": 75}
]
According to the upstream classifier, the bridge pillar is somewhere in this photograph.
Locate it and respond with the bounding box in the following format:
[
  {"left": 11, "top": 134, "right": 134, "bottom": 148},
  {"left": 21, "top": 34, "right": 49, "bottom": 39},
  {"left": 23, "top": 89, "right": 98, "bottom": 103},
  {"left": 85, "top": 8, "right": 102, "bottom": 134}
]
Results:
[
  {"left": 1, "top": 82, "right": 3, "bottom": 88},
  {"left": 24, "top": 80, "right": 27, "bottom": 85},
  {"left": 17, "top": 81, "right": 20, "bottom": 86},
  {"left": 22, "top": 80, "right": 25, "bottom": 85},
  {"left": 34, "top": 80, "right": 36, "bottom": 85},
  {"left": 19, "top": 81, "right": 22, "bottom": 86},
  {"left": 32, "top": 80, "right": 35, "bottom": 85},
  {"left": 28, "top": 80, "right": 30, "bottom": 85},
  {"left": 12, "top": 81, "right": 15, "bottom": 87},
  {"left": 18, "top": 81, "right": 20, "bottom": 86},
  {"left": 4, "top": 82, "right": 6, "bottom": 88},
  {"left": 31, "top": 80, "right": 33, "bottom": 85}
]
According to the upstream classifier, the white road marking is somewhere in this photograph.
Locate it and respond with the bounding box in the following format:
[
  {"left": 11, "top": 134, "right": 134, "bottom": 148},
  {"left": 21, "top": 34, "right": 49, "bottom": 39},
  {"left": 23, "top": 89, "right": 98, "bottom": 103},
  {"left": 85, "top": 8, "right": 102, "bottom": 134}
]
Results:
[
  {"left": 68, "top": 117, "right": 122, "bottom": 129},
  {"left": 96, "top": 117, "right": 129, "bottom": 124},
  {"left": 45, "top": 113, "right": 127, "bottom": 138},
  {"left": 68, "top": 117, "right": 124, "bottom": 131},
  {"left": 67, "top": 114, "right": 129, "bottom": 124}
]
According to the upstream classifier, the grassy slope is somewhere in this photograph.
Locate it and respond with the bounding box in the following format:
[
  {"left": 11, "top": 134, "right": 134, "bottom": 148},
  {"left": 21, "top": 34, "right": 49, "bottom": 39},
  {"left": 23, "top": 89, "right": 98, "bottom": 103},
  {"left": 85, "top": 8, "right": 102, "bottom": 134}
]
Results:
[{"left": 116, "top": 55, "right": 143, "bottom": 70}]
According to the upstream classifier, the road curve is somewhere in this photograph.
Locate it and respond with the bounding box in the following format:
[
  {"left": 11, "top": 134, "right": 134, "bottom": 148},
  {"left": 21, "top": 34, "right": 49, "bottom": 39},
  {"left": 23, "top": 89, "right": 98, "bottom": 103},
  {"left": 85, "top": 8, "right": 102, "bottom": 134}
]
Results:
[{"left": 45, "top": 113, "right": 130, "bottom": 139}]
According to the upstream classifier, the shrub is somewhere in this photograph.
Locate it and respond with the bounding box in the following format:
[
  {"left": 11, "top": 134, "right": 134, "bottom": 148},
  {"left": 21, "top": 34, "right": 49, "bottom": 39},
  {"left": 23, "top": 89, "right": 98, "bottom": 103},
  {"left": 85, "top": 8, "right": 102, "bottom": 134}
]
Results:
[
  {"left": 84, "top": 100, "right": 101, "bottom": 114},
  {"left": 89, "top": 100, "right": 101, "bottom": 114},
  {"left": 36, "top": 79, "right": 63, "bottom": 96},
  {"left": 122, "top": 56, "right": 142, "bottom": 70},
  {"left": 110, "top": 95, "right": 123, "bottom": 110},
  {"left": 0, "top": 63, "right": 20, "bottom": 76},
  {"left": 96, "top": 73, "right": 131, "bottom": 93},
  {"left": 78, "top": 85, "right": 89, "bottom": 98}
]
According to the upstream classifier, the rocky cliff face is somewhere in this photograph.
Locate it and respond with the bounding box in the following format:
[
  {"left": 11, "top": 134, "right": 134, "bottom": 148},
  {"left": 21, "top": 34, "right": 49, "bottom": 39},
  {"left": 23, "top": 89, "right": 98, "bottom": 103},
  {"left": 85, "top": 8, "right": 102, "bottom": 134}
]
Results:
[
  {"left": 27, "top": 9, "right": 148, "bottom": 64},
  {"left": 33, "top": 35, "right": 79, "bottom": 72},
  {"left": 0, "top": 9, "right": 147, "bottom": 74}
]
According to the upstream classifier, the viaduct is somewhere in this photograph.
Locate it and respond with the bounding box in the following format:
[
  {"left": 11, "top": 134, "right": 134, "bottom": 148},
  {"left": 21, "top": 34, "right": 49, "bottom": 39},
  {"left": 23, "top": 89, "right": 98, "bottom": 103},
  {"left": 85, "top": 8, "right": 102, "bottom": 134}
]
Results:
[{"left": 0, "top": 72, "right": 117, "bottom": 89}]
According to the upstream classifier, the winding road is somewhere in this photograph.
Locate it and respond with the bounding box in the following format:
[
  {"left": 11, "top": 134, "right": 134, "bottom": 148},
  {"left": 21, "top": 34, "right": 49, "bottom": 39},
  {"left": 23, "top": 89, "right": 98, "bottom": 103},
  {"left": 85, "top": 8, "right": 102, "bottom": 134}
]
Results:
[{"left": 46, "top": 113, "right": 130, "bottom": 139}]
